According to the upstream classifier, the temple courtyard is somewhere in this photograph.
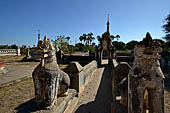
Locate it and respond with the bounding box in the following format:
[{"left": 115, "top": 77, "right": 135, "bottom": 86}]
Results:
[{"left": 0, "top": 56, "right": 170, "bottom": 113}]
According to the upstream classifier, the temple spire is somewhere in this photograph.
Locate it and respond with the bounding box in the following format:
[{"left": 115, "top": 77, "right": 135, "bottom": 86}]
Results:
[
  {"left": 38, "top": 29, "right": 40, "bottom": 41},
  {"left": 107, "top": 13, "right": 110, "bottom": 32}
]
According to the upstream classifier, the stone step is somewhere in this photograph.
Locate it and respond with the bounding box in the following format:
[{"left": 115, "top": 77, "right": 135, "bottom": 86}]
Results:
[
  {"left": 32, "top": 89, "right": 77, "bottom": 113},
  {"left": 52, "top": 89, "right": 77, "bottom": 113},
  {"left": 63, "top": 97, "right": 79, "bottom": 113}
]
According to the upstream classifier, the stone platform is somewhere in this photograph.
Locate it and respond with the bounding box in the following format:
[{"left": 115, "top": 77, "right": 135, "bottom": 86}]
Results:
[{"left": 25, "top": 89, "right": 78, "bottom": 113}]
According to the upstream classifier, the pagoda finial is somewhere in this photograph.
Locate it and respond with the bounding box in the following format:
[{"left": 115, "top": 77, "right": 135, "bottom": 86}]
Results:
[
  {"left": 108, "top": 13, "right": 109, "bottom": 22},
  {"left": 107, "top": 13, "right": 110, "bottom": 32},
  {"left": 38, "top": 29, "right": 40, "bottom": 41}
]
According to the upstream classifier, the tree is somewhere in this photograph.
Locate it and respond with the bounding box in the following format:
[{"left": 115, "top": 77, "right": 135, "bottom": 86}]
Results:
[
  {"left": 52, "top": 35, "right": 69, "bottom": 51},
  {"left": 113, "top": 41, "right": 126, "bottom": 50},
  {"left": 82, "top": 34, "right": 87, "bottom": 45},
  {"left": 0, "top": 45, "right": 9, "bottom": 49},
  {"left": 110, "top": 35, "right": 115, "bottom": 41},
  {"left": 65, "top": 36, "right": 70, "bottom": 45},
  {"left": 11, "top": 44, "right": 17, "bottom": 49},
  {"left": 97, "top": 36, "right": 101, "bottom": 41},
  {"left": 51, "top": 39, "right": 58, "bottom": 50},
  {"left": 110, "top": 35, "right": 120, "bottom": 41},
  {"left": 115, "top": 35, "right": 120, "bottom": 41},
  {"left": 126, "top": 40, "right": 138, "bottom": 50},
  {"left": 87, "top": 32, "right": 94, "bottom": 46},
  {"left": 163, "top": 14, "right": 170, "bottom": 42},
  {"left": 79, "top": 36, "right": 83, "bottom": 43},
  {"left": 75, "top": 43, "right": 84, "bottom": 51}
]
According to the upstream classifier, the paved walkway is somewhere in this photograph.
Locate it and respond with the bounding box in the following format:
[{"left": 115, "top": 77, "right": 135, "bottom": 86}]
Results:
[
  {"left": 0, "top": 62, "right": 38, "bottom": 86},
  {"left": 73, "top": 60, "right": 113, "bottom": 113}
]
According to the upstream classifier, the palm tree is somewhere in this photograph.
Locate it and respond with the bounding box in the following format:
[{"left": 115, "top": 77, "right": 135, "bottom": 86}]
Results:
[
  {"left": 79, "top": 36, "right": 83, "bottom": 43},
  {"left": 115, "top": 35, "right": 120, "bottom": 41},
  {"left": 65, "top": 36, "right": 70, "bottom": 45},
  {"left": 110, "top": 35, "right": 116, "bottom": 41},
  {"left": 91, "top": 37, "right": 95, "bottom": 44},
  {"left": 87, "top": 32, "right": 94, "bottom": 46},
  {"left": 82, "top": 34, "right": 87, "bottom": 45}
]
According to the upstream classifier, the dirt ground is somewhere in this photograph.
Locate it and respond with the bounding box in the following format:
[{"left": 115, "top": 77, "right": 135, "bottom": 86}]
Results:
[{"left": 0, "top": 78, "right": 34, "bottom": 113}]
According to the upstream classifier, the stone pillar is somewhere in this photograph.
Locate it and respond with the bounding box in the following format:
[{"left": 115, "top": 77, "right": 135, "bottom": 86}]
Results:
[
  {"left": 17, "top": 46, "right": 21, "bottom": 56},
  {"left": 64, "top": 61, "right": 83, "bottom": 94},
  {"left": 26, "top": 48, "right": 30, "bottom": 57}
]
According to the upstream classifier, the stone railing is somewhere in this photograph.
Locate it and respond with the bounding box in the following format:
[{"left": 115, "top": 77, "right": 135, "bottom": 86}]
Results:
[
  {"left": 0, "top": 49, "right": 20, "bottom": 56},
  {"left": 64, "top": 60, "right": 97, "bottom": 95}
]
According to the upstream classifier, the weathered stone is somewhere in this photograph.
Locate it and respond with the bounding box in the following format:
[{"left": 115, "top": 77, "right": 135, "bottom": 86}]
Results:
[
  {"left": 32, "top": 35, "right": 70, "bottom": 109},
  {"left": 128, "top": 32, "right": 165, "bottom": 113},
  {"left": 64, "top": 61, "right": 83, "bottom": 74},
  {"left": 65, "top": 60, "right": 97, "bottom": 94},
  {"left": 115, "top": 62, "right": 131, "bottom": 83},
  {"left": 114, "top": 62, "right": 131, "bottom": 108}
]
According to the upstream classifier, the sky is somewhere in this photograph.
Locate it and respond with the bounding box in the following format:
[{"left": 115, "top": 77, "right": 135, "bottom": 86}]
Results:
[{"left": 0, "top": 0, "right": 170, "bottom": 47}]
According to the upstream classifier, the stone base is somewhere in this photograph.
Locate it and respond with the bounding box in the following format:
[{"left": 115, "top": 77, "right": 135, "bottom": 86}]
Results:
[{"left": 32, "top": 89, "right": 77, "bottom": 113}]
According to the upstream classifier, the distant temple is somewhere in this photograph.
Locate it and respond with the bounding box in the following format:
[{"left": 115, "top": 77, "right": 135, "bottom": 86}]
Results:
[{"left": 95, "top": 14, "right": 115, "bottom": 65}]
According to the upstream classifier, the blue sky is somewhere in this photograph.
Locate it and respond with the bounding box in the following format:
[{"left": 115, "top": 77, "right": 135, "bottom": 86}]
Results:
[{"left": 0, "top": 0, "right": 170, "bottom": 46}]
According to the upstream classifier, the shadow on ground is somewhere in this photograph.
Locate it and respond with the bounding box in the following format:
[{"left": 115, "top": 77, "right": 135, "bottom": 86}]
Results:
[
  {"left": 15, "top": 98, "right": 43, "bottom": 113},
  {"left": 75, "top": 64, "right": 113, "bottom": 113}
]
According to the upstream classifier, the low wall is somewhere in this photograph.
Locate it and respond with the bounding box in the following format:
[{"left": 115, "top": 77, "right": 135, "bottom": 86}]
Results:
[
  {"left": 62, "top": 55, "right": 95, "bottom": 66},
  {"left": 0, "top": 49, "right": 20, "bottom": 56},
  {"left": 64, "top": 60, "right": 97, "bottom": 95}
]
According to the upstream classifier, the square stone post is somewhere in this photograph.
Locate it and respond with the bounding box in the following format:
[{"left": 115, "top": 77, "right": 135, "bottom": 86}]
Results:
[{"left": 65, "top": 61, "right": 83, "bottom": 94}]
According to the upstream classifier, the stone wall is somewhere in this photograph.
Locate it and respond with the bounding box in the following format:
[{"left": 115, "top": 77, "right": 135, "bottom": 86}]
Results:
[
  {"left": 65, "top": 60, "right": 97, "bottom": 95},
  {"left": 62, "top": 55, "right": 95, "bottom": 66},
  {"left": 0, "top": 48, "right": 20, "bottom": 56}
]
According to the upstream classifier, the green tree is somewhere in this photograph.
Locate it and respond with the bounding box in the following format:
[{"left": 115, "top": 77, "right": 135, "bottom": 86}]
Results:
[
  {"left": 65, "top": 36, "right": 70, "bottom": 45},
  {"left": 11, "top": 44, "right": 17, "bottom": 49},
  {"left": 126, "top": 40, "right": 138, "bottom": 50},
  {"left": 110, "top": 35, "right": 115, "bottom": 41},
  {"left": 113, "top": 41, "right": 126, "bottom": 50},
  {"left": 115, "top": 35, "right": 120, "bottom": 41},
  {"left": 0, "top": 45, "right": 9, "bottom": 49},
  {"left": 51, "top": 39, "right": 58, "bottom": 50},
  {"left": 52, "top": 35, "right": 69, "bottom": 51},
  {"left": 163, "top": 14, "right": 170, "bottom": 42},
  {"left": 75, "top": 43, "right": 84, "bottom": 51},
  {"left": 87, "top": 32, "right": 94, "bottom": 46},
  {"left": 110, "top": 35, "right": 120, "bottom": 41},
  {"left": 97, "top": 35, "right": 101, "bottom": 41},
  {"left": 82, "top": 34, "right": 87, "bottom": 45},
  {"left": 57, "top": 35, "right": 65, "bottom": 49},
  {"left": 79, "top": 36, "right": 83, "bottom": 43}
]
